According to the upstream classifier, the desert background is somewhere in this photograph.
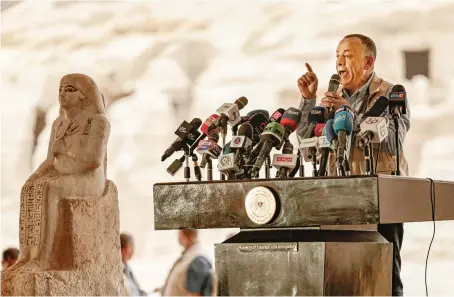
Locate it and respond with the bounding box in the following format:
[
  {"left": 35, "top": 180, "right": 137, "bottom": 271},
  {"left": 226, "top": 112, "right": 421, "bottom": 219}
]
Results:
[{"left": 1, "top": 0, "right": 453, "bottom": 295}]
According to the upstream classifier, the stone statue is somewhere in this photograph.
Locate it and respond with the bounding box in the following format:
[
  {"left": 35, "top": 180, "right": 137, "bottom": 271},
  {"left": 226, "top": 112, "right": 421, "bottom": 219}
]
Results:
[{"left": 1, "top": 74, "right": 125, "bottom": 296}]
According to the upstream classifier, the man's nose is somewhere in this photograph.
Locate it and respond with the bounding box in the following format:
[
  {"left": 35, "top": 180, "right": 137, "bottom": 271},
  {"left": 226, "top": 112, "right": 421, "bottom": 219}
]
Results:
[{"left": 337, "top": 56, "right": 345, "bottom": 66}]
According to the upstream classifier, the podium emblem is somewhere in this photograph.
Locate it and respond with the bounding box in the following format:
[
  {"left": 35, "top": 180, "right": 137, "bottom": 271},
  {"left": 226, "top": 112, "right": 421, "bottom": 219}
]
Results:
[{"left": 245, "top": 186, "right": 277, "bottom": 225}]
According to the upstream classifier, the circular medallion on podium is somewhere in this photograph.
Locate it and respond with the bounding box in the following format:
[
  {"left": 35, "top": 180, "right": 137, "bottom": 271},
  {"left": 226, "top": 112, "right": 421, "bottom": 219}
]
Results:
[{"left": 245, "top": 186, "right": 277, "bottom": 225}]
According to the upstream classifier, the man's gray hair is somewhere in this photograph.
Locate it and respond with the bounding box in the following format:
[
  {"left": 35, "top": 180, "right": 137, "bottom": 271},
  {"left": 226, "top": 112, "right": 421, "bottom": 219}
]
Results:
[{"left": 343, "top": 34, "right": 377, "bottom": 60}]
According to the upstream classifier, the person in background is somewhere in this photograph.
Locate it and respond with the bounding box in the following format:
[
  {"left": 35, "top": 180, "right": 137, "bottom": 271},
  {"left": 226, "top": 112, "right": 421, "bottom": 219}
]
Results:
[
  {"left": 160, "top": 229, "right": 216, "bottom": 296},
  {"left": 121, "top": 233, "right": 147, "bottom": 296},
  {"left": 2, "top": 247, "right": 19, "bottom": 270}
]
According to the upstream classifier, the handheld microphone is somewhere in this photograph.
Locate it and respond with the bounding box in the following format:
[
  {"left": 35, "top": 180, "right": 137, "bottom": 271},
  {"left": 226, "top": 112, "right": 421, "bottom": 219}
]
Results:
[
  {"left": 326, "top": 74, "right": 341, "bottom": 119},
  {"left": 161, "top": 118, "right": 202, "bottom": 161},
  {"left": 389, "top": 85, "right": 407, "bottom": 118},
  {"left": 302, "top": 106, "right": 326, "bottom": 139},
  {"left": 209, "top": 96, "right": 249, "bottom": 133},
  {"left": 251, "top": 122, "right": 284, "bottom": 177},
  {"left": 197, "top": 133, "right": 222, "bottom": 168},
  {"left": 333, "top": 110, "right": 354, "bottom": 170}
]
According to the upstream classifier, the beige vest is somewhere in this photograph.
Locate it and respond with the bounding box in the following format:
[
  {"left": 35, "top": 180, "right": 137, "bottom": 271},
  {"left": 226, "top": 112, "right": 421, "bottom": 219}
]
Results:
[
  {"left": 162, "top": 244, "right": 217, "bottom": 296},
  {"left": 328, "top": 74, "right": 409, "bottom": 176},
  {"left": 322, "top": 74, "right": 409, "bottom": 232}
]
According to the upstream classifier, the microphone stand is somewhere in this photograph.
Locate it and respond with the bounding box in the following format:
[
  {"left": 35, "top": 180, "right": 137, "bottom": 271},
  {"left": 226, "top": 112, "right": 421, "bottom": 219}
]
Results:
[
  {"left": 309, "top": 147, "right": 318, "bottom": 177},
  {"left": 360, "top": 139, "right": 372, "bottom": 175},
  {"left": 207, "top": 158, "right": 213, "bottom": 181},
  {"left": 265, "top": 155, "right": 271, "bottom": 178},
  {"left": 369, "top": 143, "right": 375, "bottom": 174},
  {"left": 192, "top": 153, "right": 202, "bottom": 181},
  {"left": 337, "top": 151, "right": 346, "bottom": 177},
  {"left": 183, "top": 145, "right": 191, "bottom": 182}
]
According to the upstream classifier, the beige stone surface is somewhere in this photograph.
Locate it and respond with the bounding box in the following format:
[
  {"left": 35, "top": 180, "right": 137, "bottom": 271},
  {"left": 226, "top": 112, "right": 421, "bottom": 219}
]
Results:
[{"left": 1, "top": 74, "right": 125, "bottom": 296}]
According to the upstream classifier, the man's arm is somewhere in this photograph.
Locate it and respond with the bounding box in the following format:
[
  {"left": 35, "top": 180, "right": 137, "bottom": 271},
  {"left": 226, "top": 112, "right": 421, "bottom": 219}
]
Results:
[
  {"left": 296, "top": 97, "right": 316, "bottom": 140},
  {"left": 380, "top": 87, "right": 411, "bottom": 154},
  {"left": 186, "top": 256, "right": 213, "bottom": 296}
]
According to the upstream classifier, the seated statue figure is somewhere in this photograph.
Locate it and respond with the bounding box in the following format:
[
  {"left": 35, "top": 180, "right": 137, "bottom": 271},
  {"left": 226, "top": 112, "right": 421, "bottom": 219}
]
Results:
[{"left": 12, "top": 73, "right": 111, "bottom": 272}]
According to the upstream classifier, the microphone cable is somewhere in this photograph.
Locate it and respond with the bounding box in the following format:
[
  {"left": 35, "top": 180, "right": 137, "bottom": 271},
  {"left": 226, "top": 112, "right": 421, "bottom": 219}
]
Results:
[{"left": 424, "top": 178, "right": 436, "bottom": 297}]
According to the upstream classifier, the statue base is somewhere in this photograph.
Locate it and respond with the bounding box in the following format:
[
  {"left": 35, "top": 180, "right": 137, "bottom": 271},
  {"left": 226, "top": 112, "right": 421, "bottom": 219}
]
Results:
[{"left": 1, "top": 180, "right": 125, "bottom": 296}]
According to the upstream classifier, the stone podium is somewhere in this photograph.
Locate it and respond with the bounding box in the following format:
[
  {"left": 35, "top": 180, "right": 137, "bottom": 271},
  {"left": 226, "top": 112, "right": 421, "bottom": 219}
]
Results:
[
  {"left": 1, "top": 74, "right": 125, "bottom": 296},
  {"left": 153, "top": 175, "right": 454, "bottom": 296}
]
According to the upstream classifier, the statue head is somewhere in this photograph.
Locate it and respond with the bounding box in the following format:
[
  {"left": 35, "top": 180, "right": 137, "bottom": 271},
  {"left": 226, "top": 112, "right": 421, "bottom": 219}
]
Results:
[{"left": 59, "top": 73, "right": 106, "bottom": 115}]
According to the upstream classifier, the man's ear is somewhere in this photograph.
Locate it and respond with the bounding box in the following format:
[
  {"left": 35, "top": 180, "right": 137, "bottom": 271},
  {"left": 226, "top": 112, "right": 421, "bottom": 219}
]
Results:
[{"left": 365, "top": 56, "right": 374, "bottom": 70}]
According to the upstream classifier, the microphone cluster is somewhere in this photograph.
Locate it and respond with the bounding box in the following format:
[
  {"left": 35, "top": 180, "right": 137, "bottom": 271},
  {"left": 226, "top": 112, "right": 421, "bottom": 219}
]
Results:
[{"left": 160, "top": 83, "right": 407, "bottom": 181}]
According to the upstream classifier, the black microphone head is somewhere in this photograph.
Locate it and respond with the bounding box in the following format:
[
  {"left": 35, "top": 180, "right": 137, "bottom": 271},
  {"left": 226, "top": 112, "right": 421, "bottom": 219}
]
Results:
[
  {"left": 247, "top": 112, "right": 268, "bottom": 136},
  {"left": 208, "top": 132, "right": 219, "bottom": 142},
  {"left": 247, "top": 109, "right": 269, "bottom": 119},
  {"left": 307, "top": 106, "right": 326, "bottom": 124},
  {"left": 364, "top": 96, "right": 390, "bottom": 117},
  {"left": 235, "top": 96, "right": 248, "bottom": 110},
  {"left": 328, "top": 74, "right": 341, "bottom": 92},
  {"left": 268, "top": 108, "right": 286, "bottom": 123},
  {"left": 280, "top": 107, "right": 302, "bottom": 132},
  {"left": 391, "top": 84, "right": 405, "bottom": 93},
  {"left": 238, "top": 122, "right": 254, "bottom": 139},
  {"left": 189, "top": 118, "right": 202, "bottom": 129}
]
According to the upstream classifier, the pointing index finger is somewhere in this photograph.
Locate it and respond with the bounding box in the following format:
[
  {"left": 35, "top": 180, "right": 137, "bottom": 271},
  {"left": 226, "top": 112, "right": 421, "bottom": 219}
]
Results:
[{"left": 305, "top": 63, "right": 314, "bottom": 73}]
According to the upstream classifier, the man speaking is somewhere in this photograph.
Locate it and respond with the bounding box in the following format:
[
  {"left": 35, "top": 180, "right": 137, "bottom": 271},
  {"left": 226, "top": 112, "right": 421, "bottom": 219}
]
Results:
[{"left": 296, "top": 34, "right": 410, "bottom": 296}]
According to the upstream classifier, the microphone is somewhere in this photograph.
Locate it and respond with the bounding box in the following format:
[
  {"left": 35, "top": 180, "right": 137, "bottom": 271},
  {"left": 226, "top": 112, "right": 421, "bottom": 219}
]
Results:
[
  {"left": 302, "top": 106, "right": 326, "bottom": 139},
  {"left": 318, "top": 119, "right": 335, "bottom": 176},
  {"left": 364, "top": 96, "right": 390, "bottom": 118},
  {"left": 268, "top": 108, "right": 286, "bottom": 124},
  {"left": 218, "top": 142, "right": 240, "bottom": 179},
  {"left": 273, "top": 141, "right": 297, "bottom": 179},
  {"left": 247, "top": 112, "right": 268, "bottom": 144},
  {"left": 333, "top": 110, "right": 354, "bottom": 173},
  {"left": 314, "top": 123, "right": 325, "bottom": 137},
  {"left": 251, "top": 122, "right": 285, "bottom": 177},
  {"left": 209, "top": 97, "right": 249, "bottom": 134},
  {"left": 247, "top": 109, "right": 270, "bottom": 119},
  {"left": 280, "top": 108, "right": 303, "bottom": 141},
  {"left": 358, "top": 117, "right": 389, "bottom": 148},
  {"left": 353, "top": 95, "right": 390, "bottom": 131},
  {"left": 197, "top": 133, "right": 222, "bottom": 169},
  {"left": 232, "top": 109, "right": 269, "bottom": 134},
  {"left": 161, "top": 118, "right": 202, "bottom": 161},
  {"left": 201, "top": 114, "right": 221, "bottom": 136},
  {"left": 166, "top": 155, "right": 185, "bottom": 176},
  {"left": 231, "top": 122, "right": 254, "bottom": 167},
  {"left": 389, "top": 85, "right": 407, "bottom": 118},
  {"left": 276, "top": 107, "right": 302, "bottom": 150},
  {"left": 326, "top": 74, "right": 341, "bottom": 119}
]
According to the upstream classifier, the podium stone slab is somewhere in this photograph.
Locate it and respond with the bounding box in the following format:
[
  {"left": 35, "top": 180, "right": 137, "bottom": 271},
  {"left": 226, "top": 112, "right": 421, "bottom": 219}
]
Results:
[{"left": 216, "top": 230, "right": 392, "bottom": 296}]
